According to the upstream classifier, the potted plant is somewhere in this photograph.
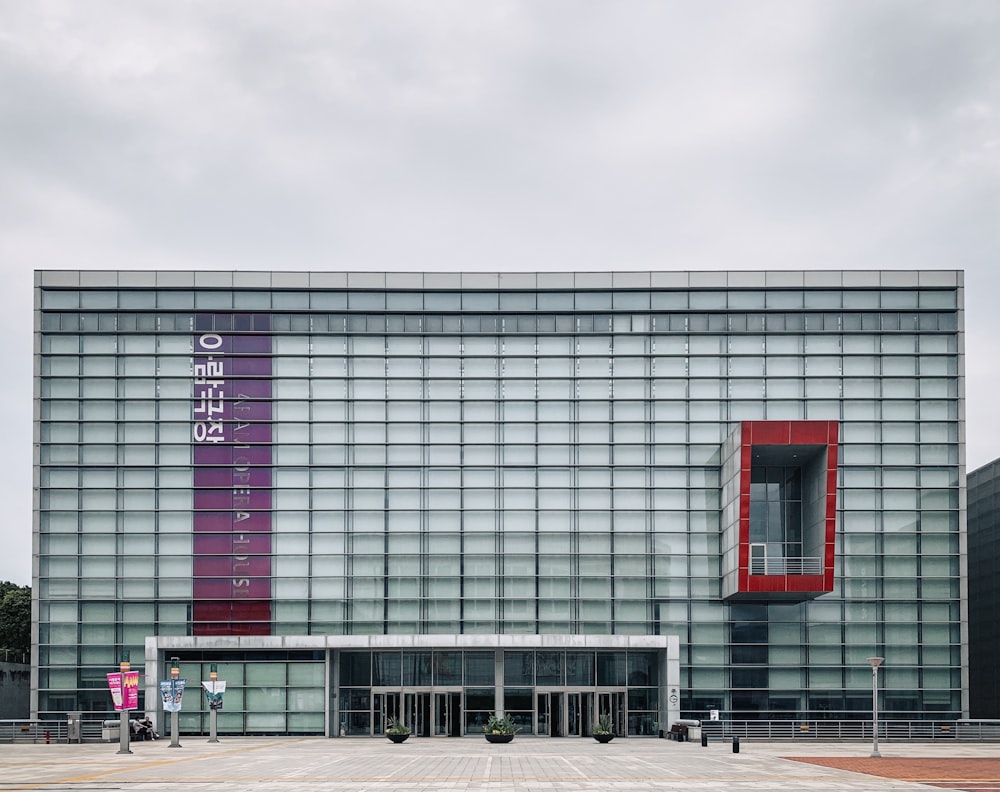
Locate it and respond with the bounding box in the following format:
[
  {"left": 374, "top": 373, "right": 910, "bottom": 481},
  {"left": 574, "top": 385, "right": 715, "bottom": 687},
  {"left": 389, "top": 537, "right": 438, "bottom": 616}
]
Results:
[
  {"left": 484, "top": 713, "right": 518, "bottom": 743},
  {"left": 593, "top": 712, "right": 614, "bottom": 743},
  {"left": 385, "top": 716, "right": 411, "bottom": 743}
]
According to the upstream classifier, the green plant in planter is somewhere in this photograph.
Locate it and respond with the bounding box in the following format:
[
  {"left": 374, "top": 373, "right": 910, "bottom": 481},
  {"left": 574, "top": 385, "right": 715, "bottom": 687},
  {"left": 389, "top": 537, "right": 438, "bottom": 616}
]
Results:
[
  {"left": 593, "top": 713, "right": 613, "bottom": 735},
  {"left": 386, "top": 717, "right": 411, "bottom": 736},
  {"left": 592, "top": 712, "right": 614, "bottom": 742},
  {"left": 485, "top": 713, "right": 518, "bottom": 735}
]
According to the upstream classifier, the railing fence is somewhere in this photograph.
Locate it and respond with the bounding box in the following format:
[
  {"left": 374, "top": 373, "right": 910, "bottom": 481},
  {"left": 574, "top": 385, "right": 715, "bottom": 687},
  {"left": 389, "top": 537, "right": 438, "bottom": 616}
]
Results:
[
  {"left": 700, "top": 719, "right": 1000, "bottom": 742},
  {"left": 749, "top": 556, "right": 823, "bottom": 575},
  {"left": 4, "top": 717, "right": 1000, "bottom": 743}
]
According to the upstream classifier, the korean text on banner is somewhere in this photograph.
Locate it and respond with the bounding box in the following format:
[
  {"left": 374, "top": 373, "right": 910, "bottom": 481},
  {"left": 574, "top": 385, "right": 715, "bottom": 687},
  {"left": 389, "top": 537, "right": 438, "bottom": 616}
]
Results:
[{"left": 107, "top": 672, "right": 124, "bottom": 711}]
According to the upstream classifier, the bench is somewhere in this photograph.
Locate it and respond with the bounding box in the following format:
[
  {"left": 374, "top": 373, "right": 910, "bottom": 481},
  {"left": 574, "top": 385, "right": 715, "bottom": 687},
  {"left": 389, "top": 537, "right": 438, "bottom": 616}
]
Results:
[{"left": 667, "top": 723, "right": 689, "bottom": 741}]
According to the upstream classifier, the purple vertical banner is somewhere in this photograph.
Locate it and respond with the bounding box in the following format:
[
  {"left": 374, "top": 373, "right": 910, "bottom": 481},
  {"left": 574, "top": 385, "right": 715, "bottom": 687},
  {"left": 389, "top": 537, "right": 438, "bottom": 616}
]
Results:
[{"left": 192, "top": 318, "right": 272, "bottom": 635}]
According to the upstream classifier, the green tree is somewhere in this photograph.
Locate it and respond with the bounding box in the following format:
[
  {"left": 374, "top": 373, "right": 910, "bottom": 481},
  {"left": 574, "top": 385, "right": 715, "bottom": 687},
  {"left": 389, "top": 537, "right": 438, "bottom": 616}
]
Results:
[{"left": 0, "top": 582, "right": 31, "bottom": 662}]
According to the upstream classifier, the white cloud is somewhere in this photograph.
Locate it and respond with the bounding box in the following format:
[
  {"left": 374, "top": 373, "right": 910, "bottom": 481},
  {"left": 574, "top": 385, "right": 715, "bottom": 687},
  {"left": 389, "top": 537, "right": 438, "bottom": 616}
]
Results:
[{"left": 0, "top": 0, "right": 998, "bottom": 584}]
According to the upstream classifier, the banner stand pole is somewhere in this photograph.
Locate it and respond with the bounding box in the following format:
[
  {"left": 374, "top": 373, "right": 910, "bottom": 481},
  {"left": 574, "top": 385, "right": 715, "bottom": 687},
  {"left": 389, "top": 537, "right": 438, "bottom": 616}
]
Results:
[
  {"left": 118, "top": 709, "right": 131, "bottom": 755},
  {"left": 169, "top": 658, "right": 182, "bottom": 748},
  {"left": 116, "top": 653, "right": 132, "bottom": 755},
  {"left": 205, "top": 664, "right": 222, "bottom": 743}
]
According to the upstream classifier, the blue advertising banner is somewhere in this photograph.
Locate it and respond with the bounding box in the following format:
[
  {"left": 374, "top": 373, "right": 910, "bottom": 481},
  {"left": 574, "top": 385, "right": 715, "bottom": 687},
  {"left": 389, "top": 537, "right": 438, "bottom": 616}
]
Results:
[{"left": 160, "top": 678, "right": 186, "bottom": 713}]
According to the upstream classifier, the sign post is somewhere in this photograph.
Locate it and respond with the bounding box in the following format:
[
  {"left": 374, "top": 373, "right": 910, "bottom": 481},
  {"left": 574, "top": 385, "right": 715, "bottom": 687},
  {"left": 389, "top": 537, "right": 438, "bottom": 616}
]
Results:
[
  {"left": 203, "top": 663, "right": 225, "bottom": 743},
  {"left": 161, "top": 657, "right": 185, "bottom": 748},
  {"left": 110, "top": 652, "right": 133, "bottom": 755}
]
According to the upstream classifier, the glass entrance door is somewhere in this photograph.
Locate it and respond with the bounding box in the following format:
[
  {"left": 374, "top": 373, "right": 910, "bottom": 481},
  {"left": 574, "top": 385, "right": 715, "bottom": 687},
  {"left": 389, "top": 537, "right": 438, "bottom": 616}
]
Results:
[
  {"left": 597, "top": 691, "right": 626, "bottom": 737},
  {"left": 567, "top": 692, "right": 594, "bottom": 736},
  {"left": 537, "top": 692, "right": 550, "bottom": 736},
  {"left": 372, "top": 691, "right": 401, "bottom": 735},
  {"left": 404, "top": 692, "right": 431, "bottom": 737},
  {"left": 433, "top": 693, "right": 447, "bottom": 736},
  {"left": 373, "top": 690, "right": 458, "bottom": 737},
  {"left": 433, "top": 692, "right": 461, "bottom": 736},
  {"left": 550, "top": 692, "right": 564, "bottom": 737}
]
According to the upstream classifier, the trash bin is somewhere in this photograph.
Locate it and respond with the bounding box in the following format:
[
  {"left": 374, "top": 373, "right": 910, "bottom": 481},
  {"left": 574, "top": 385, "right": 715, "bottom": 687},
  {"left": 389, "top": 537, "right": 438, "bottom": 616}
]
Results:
[
  {"left": 102, "top": 720, "right": 120, "bottom": 742},
  {"left": 688, "top": 725, "right": 702, "bottom": 742}
]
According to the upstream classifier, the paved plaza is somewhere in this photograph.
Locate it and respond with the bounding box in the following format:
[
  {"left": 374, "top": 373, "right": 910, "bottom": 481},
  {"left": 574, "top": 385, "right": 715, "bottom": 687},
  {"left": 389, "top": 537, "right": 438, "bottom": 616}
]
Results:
[{"left": 2, "top": 737, "right": 999, "bottom": 791}]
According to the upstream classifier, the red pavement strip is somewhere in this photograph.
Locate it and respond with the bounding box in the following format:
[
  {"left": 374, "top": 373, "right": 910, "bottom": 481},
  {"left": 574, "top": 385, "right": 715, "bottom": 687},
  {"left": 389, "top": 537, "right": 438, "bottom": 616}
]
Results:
[{"left": 786, "top": 757, "right": 1000, "bottom": 791}]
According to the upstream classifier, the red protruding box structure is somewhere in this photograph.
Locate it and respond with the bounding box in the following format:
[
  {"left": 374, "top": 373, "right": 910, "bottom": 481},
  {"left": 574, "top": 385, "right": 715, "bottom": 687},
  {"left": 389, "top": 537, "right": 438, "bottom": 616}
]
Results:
[{"left": 721, "top": 420, "right": 838, "bottom": 601}]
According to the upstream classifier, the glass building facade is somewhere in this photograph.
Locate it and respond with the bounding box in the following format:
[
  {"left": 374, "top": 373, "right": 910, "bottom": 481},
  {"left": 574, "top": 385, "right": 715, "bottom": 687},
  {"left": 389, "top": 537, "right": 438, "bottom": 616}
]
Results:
[
  {"left": 32, "top": 269, "right": 967, "bottom": 735},
  {"left": 968, "top": 457, "right": 1000, "bottom": 718}
]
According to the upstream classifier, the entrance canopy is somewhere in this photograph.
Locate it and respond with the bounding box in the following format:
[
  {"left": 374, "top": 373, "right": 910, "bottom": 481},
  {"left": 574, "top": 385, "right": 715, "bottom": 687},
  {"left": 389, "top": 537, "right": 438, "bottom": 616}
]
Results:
[{"left": 145, "top": 635, "right": 680, "bottom": 737}]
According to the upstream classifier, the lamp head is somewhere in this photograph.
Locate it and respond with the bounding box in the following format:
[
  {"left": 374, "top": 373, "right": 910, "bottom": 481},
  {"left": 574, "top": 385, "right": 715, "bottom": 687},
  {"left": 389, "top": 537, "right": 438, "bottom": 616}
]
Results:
[{"left": 866, "top": 657, "right": 884, "bottom": 669}]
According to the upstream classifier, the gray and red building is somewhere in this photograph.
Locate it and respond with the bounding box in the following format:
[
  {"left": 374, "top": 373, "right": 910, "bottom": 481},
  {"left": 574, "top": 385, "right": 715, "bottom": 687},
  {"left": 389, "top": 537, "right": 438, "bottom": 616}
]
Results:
[{"left": 32, "top": 269, "right": 966, "bottom": 735}]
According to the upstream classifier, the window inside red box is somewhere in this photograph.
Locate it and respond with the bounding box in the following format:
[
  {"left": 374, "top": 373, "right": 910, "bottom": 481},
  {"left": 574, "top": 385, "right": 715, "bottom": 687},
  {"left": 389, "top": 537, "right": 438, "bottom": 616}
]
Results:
[{"left": 721, "top": 420, "right": 838, "bottom": 601}]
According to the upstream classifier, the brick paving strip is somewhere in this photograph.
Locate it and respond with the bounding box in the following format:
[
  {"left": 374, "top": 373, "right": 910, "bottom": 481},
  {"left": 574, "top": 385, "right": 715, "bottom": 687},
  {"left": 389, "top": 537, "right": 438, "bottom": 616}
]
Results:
[{"left": 786, "top": 757, "right": 1000, "bottom": 790}]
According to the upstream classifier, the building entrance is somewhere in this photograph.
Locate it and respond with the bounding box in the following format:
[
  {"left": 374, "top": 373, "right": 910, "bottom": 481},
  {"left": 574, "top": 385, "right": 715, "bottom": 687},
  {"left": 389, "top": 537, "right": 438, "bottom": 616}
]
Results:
[
  {"left": 597, "top": 691, "right": 627, "bottom": 737},
  {"left": 334, "top": 643, "right": 674, "bottom": 738},
  {"left": 536, "top": 690, "right": 625, "bottom": 737},
  {"left": 567, "top": 692, "right": 591, "bottom": 736},
  {"left": 372, "top": 689, "right": 461, "bottom": 737},
  {"left": 434, "top": 692, "right": 462, "bottom": 736}
]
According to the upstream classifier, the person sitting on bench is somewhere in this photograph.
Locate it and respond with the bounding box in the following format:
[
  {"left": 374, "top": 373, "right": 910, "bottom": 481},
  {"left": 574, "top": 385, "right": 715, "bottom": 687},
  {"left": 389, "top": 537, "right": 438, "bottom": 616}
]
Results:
[
  {"left": 129, "top": 717, "right": 155, "bottom": 740},
  {"left": 139, "top": 717, "right": 158, "bottom": 740}
]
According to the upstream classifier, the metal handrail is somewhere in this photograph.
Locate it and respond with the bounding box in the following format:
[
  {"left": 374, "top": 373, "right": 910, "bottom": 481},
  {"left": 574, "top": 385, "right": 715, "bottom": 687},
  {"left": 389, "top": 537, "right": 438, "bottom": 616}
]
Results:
[
  {"left": 698, "top": 720, "right": 1000, "bottom": 742},
  {"left": 749, "top": 556, "right": 822, "bottom": 575},
  {"left": 8, "top": 717, "right": 1000, "bottom": 743},
  {"left": 0, "top": 720, "right": 69, "bottom": 744}
]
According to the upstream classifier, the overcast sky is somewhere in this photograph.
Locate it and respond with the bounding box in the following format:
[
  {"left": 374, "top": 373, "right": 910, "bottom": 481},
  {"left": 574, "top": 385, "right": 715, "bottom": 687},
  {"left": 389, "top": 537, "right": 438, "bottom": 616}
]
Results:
[{"left": 1, "top": 1, "right": 998, "bottom": 586}]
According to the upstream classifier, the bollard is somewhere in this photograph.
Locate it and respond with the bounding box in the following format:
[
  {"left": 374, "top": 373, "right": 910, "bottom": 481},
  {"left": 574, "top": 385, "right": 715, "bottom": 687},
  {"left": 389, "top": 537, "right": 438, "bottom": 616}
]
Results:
[
  {"left": 45, "top": 730, "right": 51, "bottom": 744},
  {"left": 701, "top": 730, "right": 708, "bottom": 747},
  {"left": 732, "top": 735, "right": 740, "bottom": 753}
]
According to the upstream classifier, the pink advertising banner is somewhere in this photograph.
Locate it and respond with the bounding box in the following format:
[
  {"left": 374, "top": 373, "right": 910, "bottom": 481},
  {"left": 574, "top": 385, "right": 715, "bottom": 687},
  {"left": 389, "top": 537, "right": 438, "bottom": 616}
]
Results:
[
  {"left": 107, "top": 672, "right": 122, "bottom": 710},
  {"left": 123, "top": 670, "right": 139, "bottom": 709},
  {"left": 107, "top": 671, "right": 139, "bottom": 711}
]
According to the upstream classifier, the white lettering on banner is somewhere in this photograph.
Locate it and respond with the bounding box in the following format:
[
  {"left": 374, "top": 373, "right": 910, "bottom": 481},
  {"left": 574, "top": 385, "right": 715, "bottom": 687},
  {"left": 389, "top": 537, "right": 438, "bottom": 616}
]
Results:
[
  {"left": 193, "top": 421, "right": 224, "bottom": 442},
  {"left": 233, "top": 534, "right": 252, "bottom": 597},
  {"left": 194, "top": 334, "right": 225, "bottom": 443},
  {"left": 194, "top": 360, "right": 225, "bottom": 415}
]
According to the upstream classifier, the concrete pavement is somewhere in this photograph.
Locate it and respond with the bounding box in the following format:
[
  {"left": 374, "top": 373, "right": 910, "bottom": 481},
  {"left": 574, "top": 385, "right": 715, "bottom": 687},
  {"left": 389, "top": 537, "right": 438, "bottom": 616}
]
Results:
[{"left": 1, "top": 736, "right": 995, "bottom": 791}]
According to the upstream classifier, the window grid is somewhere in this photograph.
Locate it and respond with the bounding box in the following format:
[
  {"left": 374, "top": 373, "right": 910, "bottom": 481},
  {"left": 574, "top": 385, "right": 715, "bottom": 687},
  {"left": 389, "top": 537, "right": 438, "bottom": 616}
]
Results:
[{"left": 34, "top": 283, "right": 964, "bottom": 723}]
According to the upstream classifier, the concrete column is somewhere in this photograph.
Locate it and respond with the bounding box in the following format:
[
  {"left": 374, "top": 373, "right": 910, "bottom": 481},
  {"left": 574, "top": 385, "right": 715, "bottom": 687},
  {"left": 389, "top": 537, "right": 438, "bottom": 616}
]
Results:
[
  {"left": 665, "top": 635, "right": 681, "bottom": 729},
  {"left": 328, "top": 650, "right": 338, "bottom": 737},
  {"left": 494, "top": 649, "right": 504, "bottom": 716}
]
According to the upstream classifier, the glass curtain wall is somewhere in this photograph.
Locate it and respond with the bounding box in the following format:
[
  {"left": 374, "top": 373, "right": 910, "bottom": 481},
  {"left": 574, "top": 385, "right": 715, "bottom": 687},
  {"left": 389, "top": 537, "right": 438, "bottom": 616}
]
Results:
[
  {"left": 35, "top": 275, "right": 963, "bottom": 726},
  {"left": 336, "top": 649, "right": 659, "bottom": 736}
]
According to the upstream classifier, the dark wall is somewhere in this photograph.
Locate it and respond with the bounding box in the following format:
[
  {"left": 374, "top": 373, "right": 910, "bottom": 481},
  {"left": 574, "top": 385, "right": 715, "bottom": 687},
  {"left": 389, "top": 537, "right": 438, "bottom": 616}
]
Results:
[
  {"left": 969, "top": 458, "right": 1000, "bottom": 718},
  {"left": 0, "top": 662, "right": 30, "bottom": 719}
]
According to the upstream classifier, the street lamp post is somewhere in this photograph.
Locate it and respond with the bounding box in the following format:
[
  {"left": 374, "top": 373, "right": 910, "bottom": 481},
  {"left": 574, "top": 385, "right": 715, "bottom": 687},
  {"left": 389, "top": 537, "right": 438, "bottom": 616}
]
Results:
[
  {"left": 866, "top": 657, "right": 884, "bottom": 758},
  {"left": 169, "top": 658, "right": 182, "bottom": 748}
]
